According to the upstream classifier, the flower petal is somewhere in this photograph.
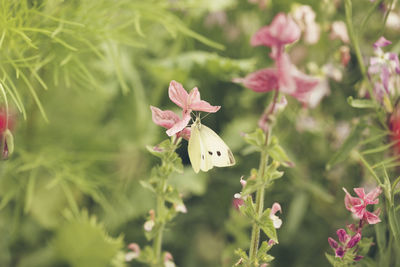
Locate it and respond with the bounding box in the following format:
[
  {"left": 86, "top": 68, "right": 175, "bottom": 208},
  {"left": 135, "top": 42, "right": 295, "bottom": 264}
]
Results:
[
  {"left": 328, "top": 237, "right": 339, "bottom": 249},
  {"left": 389, "top": 53, "right": 400, "bottom": 74},
  {"left": 236, "top": 68, "right": 279, "bottom": 93},
  {"left": 365, "top": 211, "right": 381, "bottom": 224},
  {"left": 353, "top": 188, "right": 365, "bottom": 199},
  {"left": 336, "top": 229, "right": 349, "bottom": 243},
  {"left": 251, "top": 13, "right": 301, "bottom": 47},
  {"left": 335, "top": 246, "right": 345, "bottom": 258},
  {"left": 188, "top": 88, "right": 221, "bottom": 112},
  {"left": 271, "top": 202, "right": 282, "bottom": 215},
  {"left": 150, "top": 106, "right": 179, "bottom": 129},
  {"left": 347, "top": 233, "right": 361, "bottom": 248},
  {"left": 374, "top": 36, "right": 392, "bottom": 49},
  {"left": 365, "top": 186, "right": 382, "bottom": 204},
  {"left": 166, "top": 112, "right": 191, "bottom": 137},
  {"left": 343, "top": 187, "right": 363, "bottom": 212},
  {"left": 168, "top": 80, "right": 189, "bottom": 109}
]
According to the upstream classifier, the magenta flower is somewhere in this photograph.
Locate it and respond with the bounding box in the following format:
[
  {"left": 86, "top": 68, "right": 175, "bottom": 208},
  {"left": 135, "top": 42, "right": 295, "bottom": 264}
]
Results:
[
  {"left": 343, "top": 187, "right": 382, "bottom": 225},
  {"left": 167, "top": 80, "right": 220, "bottom": 136},
  {"left": 251, "top": 13, "right": 301, "bottom": 57},
  {"left": 328, "top": 229, "right": 362, "bottom": 259},
  {"left": 150, "top": 106, "right": 191, "bottom": 140}
]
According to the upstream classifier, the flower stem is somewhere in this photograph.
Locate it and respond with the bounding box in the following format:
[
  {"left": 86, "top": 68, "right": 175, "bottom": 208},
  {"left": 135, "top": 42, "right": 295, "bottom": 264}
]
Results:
[
  {"left": 249, "top": 128, "right": 272, "bottom": 264},
  {"left": 153, "top": 176, "right": 167, "bottom": 265}
]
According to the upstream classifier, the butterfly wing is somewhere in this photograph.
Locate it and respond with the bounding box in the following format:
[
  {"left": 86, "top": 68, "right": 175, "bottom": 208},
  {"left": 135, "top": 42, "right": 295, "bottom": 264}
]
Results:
[
  {"left": 188, "top": 122, "right": 213, "bottom": 173},
  {"left": 198, "top": 124, "right": 235, "bottom": 168}
]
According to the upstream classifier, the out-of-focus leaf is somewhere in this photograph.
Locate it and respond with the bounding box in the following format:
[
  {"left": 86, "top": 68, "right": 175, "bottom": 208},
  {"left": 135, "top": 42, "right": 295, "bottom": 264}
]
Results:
[
  {"left": 53, "top": 212, "right": 123, "bottom": 267},
  {"left": 169, "top": 167, "right": 208, "bottom": 196},
  {"left": 326, "top": 123, "right": 364, "bottom": 170},
  {"left": 284, "top": 192, "right": 308, "bottom": 239},
  {"left": 347, "top": 96, "right": 375, "bottom": 108}
]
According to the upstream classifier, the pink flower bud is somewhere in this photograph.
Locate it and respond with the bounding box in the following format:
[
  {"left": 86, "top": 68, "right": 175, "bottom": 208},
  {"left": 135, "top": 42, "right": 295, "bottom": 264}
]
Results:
[
  {"left": 328, "top": 237, "right": 338, "bottom": 249},
  {"left": 125, "top": 243, "right": 140, "bottom": 261},
  {"left": 347, "top": 233, "right": 361, "bottom": 248}
]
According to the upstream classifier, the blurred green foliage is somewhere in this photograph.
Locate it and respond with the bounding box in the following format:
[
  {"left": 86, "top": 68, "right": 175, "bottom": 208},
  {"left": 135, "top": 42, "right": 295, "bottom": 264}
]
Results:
[{"left": 0, "top": 0, "right": 399, "bottom": 266}]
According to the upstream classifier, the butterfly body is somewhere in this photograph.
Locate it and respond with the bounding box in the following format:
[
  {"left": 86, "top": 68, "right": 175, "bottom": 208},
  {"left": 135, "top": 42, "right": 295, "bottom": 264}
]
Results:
[{"left": 188, "top": 118, "right": 235, "bottom": 173}]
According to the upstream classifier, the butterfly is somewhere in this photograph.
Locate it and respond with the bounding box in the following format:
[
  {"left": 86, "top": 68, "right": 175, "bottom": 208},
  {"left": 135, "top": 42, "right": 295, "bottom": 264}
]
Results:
[{"left": 188, "top": 117, "right": 235, "bottom": 173}]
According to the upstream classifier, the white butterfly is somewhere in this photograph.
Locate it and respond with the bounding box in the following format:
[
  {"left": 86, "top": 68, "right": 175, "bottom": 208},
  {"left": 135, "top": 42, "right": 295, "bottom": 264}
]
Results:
[{"left": 188, "top": 117, "right": 235, "bottom": 173}]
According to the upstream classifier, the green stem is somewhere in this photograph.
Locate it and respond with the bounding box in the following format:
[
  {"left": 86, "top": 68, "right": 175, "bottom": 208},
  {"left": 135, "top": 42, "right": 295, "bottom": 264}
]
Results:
[
  {"left": 248, "top": 149, "right": 267, "bottom": 263},
  {"left": 248, "top": 126, "right": 272, "bottom": 264},
  {"left": 153, "top": 176, "right": 167, "bottom": 265}
]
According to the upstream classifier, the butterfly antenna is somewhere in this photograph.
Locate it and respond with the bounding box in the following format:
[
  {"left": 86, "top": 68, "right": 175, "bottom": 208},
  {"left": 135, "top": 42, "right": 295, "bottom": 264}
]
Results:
[{"left": 200, "top": 112, "right": 212, "bottom": 121}]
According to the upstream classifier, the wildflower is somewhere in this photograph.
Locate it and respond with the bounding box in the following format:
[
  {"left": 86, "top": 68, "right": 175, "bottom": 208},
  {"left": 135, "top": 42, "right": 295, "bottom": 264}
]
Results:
[
  {"left": 174, "top": 203, "right": 187, "bottom": 214},
  {"left": 164, "top": 252, "right": 176, "bottom": 267},
  {"left": 167, "top": 80, "right": 220, "bottom": 136},
  {"left": 233, "top": 193, "right": 244, "bottom": 210},
  {"left": 292, "top": 5, "right": 320, "bottom": 44},
  {"left": 236, "top": 12, "right": 325, "bottom": 107},
  {"left": 328, "top": 229, "right": 362, "bottom": 259},
  {"left": 368, "top": 37, "right": 400, "bottom": 101},
  {"left": 251, "top": 13, "right": 301, "bottom": 57},
  {"left": 150, "top": 106, "right": 191, "bottom": 140},
  {"left": 343, "top": 187, "right": 382, "bottom": 224},
  {"left": 270, "top": 202, "right": 282, "bottom": 229},
  {"left": 125, "top": 243, "right": 140, "bottom": 262}
]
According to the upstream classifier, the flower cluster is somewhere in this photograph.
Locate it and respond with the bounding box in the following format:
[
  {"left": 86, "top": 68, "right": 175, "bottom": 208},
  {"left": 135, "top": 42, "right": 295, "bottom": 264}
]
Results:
[
  {"left": 368, "top": 37, "right": 400, "bottom": 103},
  {"left": 328, "top": 229, "right": 362, "bottom": 260},
  {"left": 151, "top": 80, "right": 220, "bottom": 139},
  {"left": 327, "top": 186, "right": 382, "bottom": 263},
  {"left": 235, "top": 13, "right": 327, "bottom": 108}
]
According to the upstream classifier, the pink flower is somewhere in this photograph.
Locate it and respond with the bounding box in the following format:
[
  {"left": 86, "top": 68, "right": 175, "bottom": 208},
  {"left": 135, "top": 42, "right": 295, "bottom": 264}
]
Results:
[
  {"left": 125, "top": 243, "right": 140, "bottom": 262},
  {"left": 343, "top": 187, "right": 382, "bottom": 224},
  {"left": 150, "top": 106, "right": 191, "bottom": 140},
  {"left": 251, "top": 13, "right": 301, "bottom": 56},
  {"left": 270, "top": 202, "right": 282, "bottom": 229},
  {"left": 167, "top": 80, "right": 220, "bottom": 136},
  {"left": 236, "top": 54, "right": 321, "bottom": 107},
  {"left": 328, "top": 229, "right": 362, "bottom": 259}
]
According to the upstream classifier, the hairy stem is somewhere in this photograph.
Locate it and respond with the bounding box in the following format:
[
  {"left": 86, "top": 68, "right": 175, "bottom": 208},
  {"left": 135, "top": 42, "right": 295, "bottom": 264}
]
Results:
[
  {"left": 249, "top": 127, "right": 272, "bottom": 264},
  {"left": 154, "top": 176, "right": 167, "bottom": 265}
]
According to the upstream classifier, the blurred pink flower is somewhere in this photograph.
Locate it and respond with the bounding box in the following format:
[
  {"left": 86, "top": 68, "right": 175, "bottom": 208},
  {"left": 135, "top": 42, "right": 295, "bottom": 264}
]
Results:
[
  {"left": 236, "top": 54, "right": 321, "bottom": 107},
  {"left": 251, "top": 13, "right": 301, "bottom": 57},
  {"left": 343, "top": 187, "right": 382, "bottom": 224},
  {"left": 292, "top": 5, "right": 320, "bottom": 44},
  {"left": 150, "top": 106, "right": 191, "bottom": 140},
  {"left": 167, "top": 80, "right": 220, "bottom": 136},
  {"left": 125, "top": 243, "right": 141, "bottom": 262},
  {"left": 270, "top": 202, "right": 282, "bottom": 229},
  {"left": 330, "top": 21, "right": 349, "bottom": 43}
]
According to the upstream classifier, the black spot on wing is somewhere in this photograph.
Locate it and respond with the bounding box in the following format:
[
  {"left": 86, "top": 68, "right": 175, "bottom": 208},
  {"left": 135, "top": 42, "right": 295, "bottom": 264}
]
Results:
[
  {"left": 201, "top": 154, "right": 205, "bottom": 160},
  {"left": 217, "top": 151, "right": 221, "bottom": 156},
  {"left": 208, "top": 151, "right": 213, "bottom": 155}
]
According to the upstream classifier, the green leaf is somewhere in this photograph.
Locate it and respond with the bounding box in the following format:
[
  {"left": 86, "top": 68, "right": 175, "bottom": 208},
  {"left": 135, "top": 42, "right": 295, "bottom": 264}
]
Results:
[
  {"left": 243, "top": 128, "right": 266, "bottom": 148},
  {"left": 326, "top": 123, "right": 364, "bottom": 170},
  {"left": 139, "top": 180, "right": 156, "bottom": 193},
  {"left": 53, "top": 212, "right": 123, "bottom": 267},
  {"left": 239, "top": 196, "right": 256, "bottom": 220},
  {"left": 325, "top": 252, "right": 337, "bottom": 266},
  {"left": 267, "top": 136, "right": 294, "bottom": 167},
  {"left": 347, "top": 96, "right": 375, "bottom": 108},
  {"left": 164, "top": 186, "right": 183, "bottom": 205},
  {"left": 259, "top": 209, "right": 278, "bottom": 242}
]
